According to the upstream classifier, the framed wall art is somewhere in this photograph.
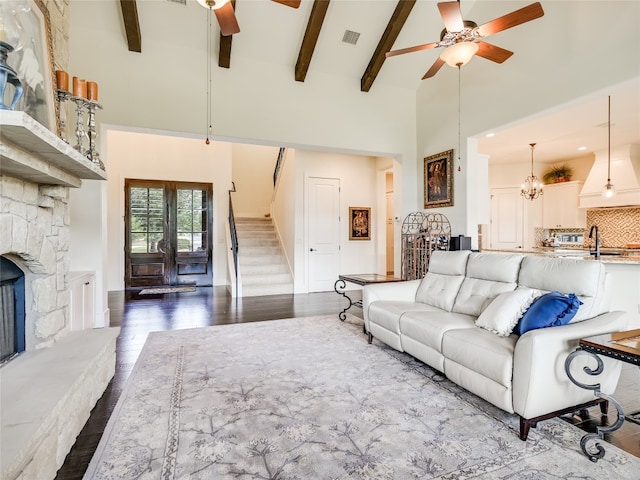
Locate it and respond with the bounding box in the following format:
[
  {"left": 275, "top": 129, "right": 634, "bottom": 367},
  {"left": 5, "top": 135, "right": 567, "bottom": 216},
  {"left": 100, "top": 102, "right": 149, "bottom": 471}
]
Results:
[
  {"left": 7, "top": 0, "right": 58, "bottom": 134},
  {"left": 424, "top": 149, "right": 454, "bottom": 208},
  {"left": 349, "top": 207, "right": 371, "bottom": 241}
]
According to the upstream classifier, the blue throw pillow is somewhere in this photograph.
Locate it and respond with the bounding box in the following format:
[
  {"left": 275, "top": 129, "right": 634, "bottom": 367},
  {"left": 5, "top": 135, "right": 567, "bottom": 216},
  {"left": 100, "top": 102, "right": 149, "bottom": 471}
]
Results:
[{"left": 515, "top": 291, "right": 583, "bottom": 335}]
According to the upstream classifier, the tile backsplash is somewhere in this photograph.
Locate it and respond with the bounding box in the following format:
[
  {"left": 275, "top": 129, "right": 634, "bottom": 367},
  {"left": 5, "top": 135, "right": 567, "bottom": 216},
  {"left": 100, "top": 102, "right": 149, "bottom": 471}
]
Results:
[{"left": 585, "top": 207, "right": 640, "bottom": 248}]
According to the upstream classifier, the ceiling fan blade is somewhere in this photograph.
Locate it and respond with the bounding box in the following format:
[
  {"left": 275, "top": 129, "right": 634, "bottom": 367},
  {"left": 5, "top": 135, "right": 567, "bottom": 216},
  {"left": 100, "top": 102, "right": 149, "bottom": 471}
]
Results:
[
  {"left": 438, "top": 1, "right": 464, "bottom": 32},
  {"left": 477, "top": 2, "right": 544, "bottom": 37},
  {"left": 476, "top": 42, "right": 513, "bottom": 63},
  {"left": 475, "top": 41, "right": 513, "bottom": 63},
  {"left": 214, "top": 1, "right": 240, "bottom": 36},
  {"left": 272, "top": 0, "right": 301, "bottom": 7},
  {"left": 422, "top": 57, "right": 446, "bottom": 79},
  {"left": 386, "top": 42, "right": 439, "bottom": 58}
]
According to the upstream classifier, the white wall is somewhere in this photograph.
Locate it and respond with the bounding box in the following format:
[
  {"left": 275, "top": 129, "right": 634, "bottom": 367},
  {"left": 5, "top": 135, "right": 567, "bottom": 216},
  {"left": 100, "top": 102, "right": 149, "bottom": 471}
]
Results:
[
  {"left": 416, "top": 1, "right": 640, "bottom": 244},
  {"left": 231, "top": 144, "right": 279, "bottom": 218},
  {"left": 293, "top": 150, "right": 381, "bottom": 292},
  {"left": 69, "top": 180, "right": 108, "bottom": 327},
  {"left": 104, "top": 129, "right": 233, "bottom": 290}
]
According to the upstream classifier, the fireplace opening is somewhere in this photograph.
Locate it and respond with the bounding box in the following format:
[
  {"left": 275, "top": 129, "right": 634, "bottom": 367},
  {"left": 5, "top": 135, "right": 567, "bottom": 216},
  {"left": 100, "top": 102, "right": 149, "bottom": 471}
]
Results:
[{"left": 1, "top": 256, "right": 26, "bottom": 365}]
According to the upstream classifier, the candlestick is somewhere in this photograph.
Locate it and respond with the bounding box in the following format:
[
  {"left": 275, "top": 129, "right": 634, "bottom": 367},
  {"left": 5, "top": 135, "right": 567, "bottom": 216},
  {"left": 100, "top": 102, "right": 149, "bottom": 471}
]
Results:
[
  {"left": 87, "top": 81, "right": 98, "bottom": 101},
  {"left": 85, "top": 100, "right": 104, "bottom": 169},
  {"left": 56, "top": 88, "right": 71, "bottom": 143},
  {"left": 55, "top": 70, "right": 69, "bottom": 91},
  {"left": 71, "top": 96, "right": 87, "bottom": 152}
]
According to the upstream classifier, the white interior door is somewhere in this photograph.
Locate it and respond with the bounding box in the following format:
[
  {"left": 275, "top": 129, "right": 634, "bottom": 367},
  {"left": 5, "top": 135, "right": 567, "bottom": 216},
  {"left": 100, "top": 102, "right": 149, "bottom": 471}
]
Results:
[
  {"left": 490, "top": 187, "right": 524, "bottom": 250},
  {"left": 307, "top": 177, "right": 340, "bottom": 292}
]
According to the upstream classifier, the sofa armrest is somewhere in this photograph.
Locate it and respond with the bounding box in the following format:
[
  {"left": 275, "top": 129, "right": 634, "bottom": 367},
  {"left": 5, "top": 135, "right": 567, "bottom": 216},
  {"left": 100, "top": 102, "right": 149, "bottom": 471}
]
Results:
[
  {"left": 362, "top": 280, "right": 421, "bottom": 326},
  {"left": 512, "top": 310, "right": 630, "bottom": 420}
]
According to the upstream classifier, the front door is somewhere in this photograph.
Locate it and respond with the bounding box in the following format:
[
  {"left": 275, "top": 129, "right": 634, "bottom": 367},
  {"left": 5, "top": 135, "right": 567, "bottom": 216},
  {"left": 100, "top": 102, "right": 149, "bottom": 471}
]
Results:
[{"left": 125, "top": 179, "right": 213, "bottom": 288}]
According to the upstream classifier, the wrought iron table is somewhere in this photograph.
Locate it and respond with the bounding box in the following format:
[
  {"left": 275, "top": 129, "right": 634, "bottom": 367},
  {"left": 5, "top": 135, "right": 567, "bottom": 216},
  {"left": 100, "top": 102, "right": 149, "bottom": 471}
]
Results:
[
  {"left": 334, "top": 274, "right": 403, "bottom": 330},
  {"left": 565, "top": 329, "right": 640, "bottom": 462}
]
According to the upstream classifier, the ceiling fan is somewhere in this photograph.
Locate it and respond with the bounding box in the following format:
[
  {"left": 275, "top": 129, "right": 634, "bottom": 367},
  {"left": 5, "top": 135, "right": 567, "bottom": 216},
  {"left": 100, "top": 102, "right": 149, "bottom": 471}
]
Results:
[
  {"left": 386, "top": 1, "right": 544, "bottom": 79},
  {"left": 197, "top": 0, "right": 301, "bottom": 36}
]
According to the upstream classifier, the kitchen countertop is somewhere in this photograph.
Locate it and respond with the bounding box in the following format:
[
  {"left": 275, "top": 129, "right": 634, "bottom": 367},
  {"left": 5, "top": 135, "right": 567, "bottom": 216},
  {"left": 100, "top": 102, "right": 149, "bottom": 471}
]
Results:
[{"left": 480, "top": 248, "right": 640, "bottom": 265}]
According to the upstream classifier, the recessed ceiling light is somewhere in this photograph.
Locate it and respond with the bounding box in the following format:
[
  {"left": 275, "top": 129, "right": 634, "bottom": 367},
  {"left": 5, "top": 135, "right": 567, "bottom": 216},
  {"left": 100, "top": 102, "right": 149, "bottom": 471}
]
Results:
[
  {"left": 485, "top": 133, "right": 495, "bottom": 138},
  {"left": 577, "top": 146, "right": 587, "bottom": 151}
]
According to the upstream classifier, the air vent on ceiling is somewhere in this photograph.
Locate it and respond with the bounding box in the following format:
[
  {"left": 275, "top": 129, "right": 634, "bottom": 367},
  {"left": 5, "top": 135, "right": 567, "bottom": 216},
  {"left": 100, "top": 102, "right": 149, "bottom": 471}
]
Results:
[
  {"left": 165, "top": 0, "right": 187, "bottom": 5},
  {"left": 342, "top": 30, "right": 360, "bottom": 46}
]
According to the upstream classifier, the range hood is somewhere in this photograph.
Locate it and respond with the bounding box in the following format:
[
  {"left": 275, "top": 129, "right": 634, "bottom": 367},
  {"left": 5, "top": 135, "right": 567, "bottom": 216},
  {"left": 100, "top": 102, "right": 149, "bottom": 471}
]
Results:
[{"left": 579, "top": 144, "right": 640, "bottom": 208}]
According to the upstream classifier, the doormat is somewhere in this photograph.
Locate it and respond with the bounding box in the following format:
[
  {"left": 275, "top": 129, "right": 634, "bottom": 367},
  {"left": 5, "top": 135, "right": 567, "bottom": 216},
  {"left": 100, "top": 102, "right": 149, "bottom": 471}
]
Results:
[{"left": 138, "top": 286, "right": 196, "bottom": 295}]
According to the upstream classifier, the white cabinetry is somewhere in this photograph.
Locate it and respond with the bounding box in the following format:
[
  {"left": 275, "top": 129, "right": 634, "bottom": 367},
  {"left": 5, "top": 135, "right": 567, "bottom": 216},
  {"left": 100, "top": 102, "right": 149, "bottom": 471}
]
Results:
[
  {"left": 69, "top": 271, "right": 95, "bottom": 330},
  {"left": 542, "top": 181, "right": 586, "bottom": 229}
]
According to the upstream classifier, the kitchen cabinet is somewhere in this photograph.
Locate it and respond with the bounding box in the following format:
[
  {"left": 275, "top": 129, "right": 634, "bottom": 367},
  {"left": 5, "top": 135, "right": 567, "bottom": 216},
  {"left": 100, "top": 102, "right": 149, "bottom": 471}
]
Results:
[
  {"left": 69, "top": 271, "right": 95, "bottom": 330},
  {"left": 542, "top": 181, "right": 586, "bottom": 229}
]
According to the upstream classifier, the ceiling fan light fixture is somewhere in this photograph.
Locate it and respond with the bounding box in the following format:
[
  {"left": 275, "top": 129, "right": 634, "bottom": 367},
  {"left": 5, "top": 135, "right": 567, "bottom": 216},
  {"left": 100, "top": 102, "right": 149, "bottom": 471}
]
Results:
[
  {"left": 196, "top": 0, "right": 229, "bottom": 10},
  {"left": 439, "top": 41, "right": 479, "bottom": 67}
]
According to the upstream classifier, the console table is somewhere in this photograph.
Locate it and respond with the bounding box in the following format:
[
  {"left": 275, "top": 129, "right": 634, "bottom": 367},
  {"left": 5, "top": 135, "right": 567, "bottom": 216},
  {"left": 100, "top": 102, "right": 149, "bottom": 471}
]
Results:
[
  {"left": 564, "top": 329, "right": 640, "bottom": 462},
  {"left": 334, "top": 274, "right": 403, "bottom": 328}
]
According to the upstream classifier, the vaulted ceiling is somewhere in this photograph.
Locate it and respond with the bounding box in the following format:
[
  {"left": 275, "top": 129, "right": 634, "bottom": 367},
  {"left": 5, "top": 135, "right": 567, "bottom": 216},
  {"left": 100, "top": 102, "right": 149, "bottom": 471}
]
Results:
[{"left": 115, "top": 0, "right": 639, "bottom": 165}]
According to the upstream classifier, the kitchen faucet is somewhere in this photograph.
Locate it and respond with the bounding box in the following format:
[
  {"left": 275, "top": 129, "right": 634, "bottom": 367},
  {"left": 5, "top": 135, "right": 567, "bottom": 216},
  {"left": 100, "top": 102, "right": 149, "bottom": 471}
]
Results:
[{"left": 589, "top": 225, "right": 600, "bottom": 259}]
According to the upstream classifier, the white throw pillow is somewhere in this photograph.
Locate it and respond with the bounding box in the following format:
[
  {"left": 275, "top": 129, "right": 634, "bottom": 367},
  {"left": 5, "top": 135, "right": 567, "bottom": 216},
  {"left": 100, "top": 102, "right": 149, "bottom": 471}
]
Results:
[{"left": 475, "top": 288, "right": 541, "bottom": 336}]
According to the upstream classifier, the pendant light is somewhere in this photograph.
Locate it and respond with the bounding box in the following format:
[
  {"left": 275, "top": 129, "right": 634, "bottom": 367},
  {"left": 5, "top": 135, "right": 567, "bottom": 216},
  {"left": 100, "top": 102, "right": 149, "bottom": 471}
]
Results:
[
  {"left": 520, "top": 143, "right": 542, "bottom": 200},
  {"left": 602, "top": 95, "right": 615, "bottom": 198}
]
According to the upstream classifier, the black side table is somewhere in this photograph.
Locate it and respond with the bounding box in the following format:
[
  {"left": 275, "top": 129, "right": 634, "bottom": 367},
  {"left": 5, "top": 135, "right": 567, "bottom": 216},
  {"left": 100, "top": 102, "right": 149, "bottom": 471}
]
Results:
[
  {"left": 564, "top": 329, "right": 640, "bottom": 462},
  {"left": 334, "top": 274, "right": 403, "bottom": 332}
]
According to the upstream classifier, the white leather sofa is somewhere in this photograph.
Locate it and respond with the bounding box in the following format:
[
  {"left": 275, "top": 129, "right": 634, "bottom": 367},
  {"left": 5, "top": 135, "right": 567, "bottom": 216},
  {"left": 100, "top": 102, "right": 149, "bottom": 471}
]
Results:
[{"left": 363, "top": 250, "right": 629, "bottom": 440}]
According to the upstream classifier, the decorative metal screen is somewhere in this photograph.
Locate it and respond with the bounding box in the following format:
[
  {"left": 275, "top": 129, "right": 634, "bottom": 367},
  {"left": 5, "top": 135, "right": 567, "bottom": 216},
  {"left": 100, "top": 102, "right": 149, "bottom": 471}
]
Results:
[{"left": 401, "top": 212, "right": 451, "bottom": 280}]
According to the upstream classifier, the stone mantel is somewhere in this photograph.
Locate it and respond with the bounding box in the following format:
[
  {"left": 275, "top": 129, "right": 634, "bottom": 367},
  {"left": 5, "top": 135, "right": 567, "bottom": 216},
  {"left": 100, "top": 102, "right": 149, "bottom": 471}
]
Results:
[{"left": 0, "top": 111, "right": 107, "bottom": 187}]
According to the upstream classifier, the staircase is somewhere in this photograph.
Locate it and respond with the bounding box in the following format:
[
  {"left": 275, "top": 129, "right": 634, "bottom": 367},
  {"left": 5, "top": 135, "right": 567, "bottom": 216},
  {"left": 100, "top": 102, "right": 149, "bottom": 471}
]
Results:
[{"left": 235, "top": 217, "right": 294, "bottom": 297}]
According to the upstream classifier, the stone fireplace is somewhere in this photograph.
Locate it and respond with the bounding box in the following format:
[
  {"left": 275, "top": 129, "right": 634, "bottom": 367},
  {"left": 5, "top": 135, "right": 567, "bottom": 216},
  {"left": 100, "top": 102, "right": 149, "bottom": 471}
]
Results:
[{"left": 1, "top": 111, "right": 119, "bottom": 480}]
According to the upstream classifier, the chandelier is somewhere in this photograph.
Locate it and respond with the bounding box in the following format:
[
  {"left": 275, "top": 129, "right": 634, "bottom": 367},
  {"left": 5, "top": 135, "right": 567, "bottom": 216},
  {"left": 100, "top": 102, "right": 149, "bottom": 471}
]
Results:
[{"left": 521, "top": 143, "right": 543, "bottom": 200}]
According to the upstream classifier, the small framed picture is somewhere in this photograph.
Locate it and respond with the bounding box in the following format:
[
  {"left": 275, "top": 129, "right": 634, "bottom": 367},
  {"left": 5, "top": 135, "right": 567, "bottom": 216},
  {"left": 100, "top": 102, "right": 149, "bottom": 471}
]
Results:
[
  {"left": 349, "top": 207, "right": 371, "bottom": 241},
  {"left": 424, "top": 149, "right": 454, "bottom": 208}
]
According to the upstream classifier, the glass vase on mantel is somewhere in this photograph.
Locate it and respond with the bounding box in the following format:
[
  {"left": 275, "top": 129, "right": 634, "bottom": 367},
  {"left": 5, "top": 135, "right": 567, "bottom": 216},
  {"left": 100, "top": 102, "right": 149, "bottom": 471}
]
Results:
[{"left": 0, "top": 3, "right": 25, "bottom": 111}]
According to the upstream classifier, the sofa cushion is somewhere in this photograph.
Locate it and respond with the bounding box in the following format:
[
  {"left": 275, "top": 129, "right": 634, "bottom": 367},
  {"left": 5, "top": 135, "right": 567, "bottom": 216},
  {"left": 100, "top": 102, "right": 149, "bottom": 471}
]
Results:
[
  {"left": 400, "top": 310, "right": 476, "bottom": 353},
  {"left": 415, "top": 250, "right": 471, "bottom": 311},
  {"left": 451, "top": 253, "right": 523, "bottom": 316},
  {"left": 517, "top": 256, "right": 606, "bottom": 321},
  {"left": 466, "top": 252, "right": 524, "bottom": 283},
  {"left": 368, "top": 301, "right": 441, "bottom": 335},
  {"left": 514, "top": 291, "right": 583, "bottom": 335},
  {"left": 442, "top": 328, "right": 517, "bottom": 388},
  {"left": 475, "top": 287, "right": 541, "bottom": 336},
  {"left": 415, "top": 274, "right": 466, "bottom": 312}
]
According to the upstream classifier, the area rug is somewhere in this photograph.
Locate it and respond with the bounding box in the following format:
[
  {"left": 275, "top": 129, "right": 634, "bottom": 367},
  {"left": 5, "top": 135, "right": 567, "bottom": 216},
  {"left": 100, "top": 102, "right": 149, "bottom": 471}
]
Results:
[
  {"left": 84, "top": 315, "right": 639, "bottom": 479},
  {"left": 138, "top": 286, "right": 196, "bottom": 295}
]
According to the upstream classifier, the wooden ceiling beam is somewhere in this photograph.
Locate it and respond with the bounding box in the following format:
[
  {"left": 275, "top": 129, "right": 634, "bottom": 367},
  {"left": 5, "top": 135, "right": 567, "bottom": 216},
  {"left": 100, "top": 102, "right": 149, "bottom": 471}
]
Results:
[
  {"left": 361, "top": 0, "right": 416, "bottom": 92},
  {"left": 120, "top": 0, "right": 142, "bottom": 53},
  {"left": 295, "top": 0, "right": 330, "bottom": 82}
]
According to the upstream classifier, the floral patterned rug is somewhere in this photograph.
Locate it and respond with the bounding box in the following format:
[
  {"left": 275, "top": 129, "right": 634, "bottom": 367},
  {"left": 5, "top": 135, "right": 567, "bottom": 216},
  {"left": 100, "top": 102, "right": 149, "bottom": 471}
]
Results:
[{"left": 85, "top": 315, "right": 639, "bottom": 479}]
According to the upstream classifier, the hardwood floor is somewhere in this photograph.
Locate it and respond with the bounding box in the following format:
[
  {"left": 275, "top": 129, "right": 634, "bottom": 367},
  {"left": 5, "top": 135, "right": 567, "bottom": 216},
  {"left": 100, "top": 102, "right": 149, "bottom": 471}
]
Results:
[{"left": 55, "top": 287, "right": 639, "bottom": 479}]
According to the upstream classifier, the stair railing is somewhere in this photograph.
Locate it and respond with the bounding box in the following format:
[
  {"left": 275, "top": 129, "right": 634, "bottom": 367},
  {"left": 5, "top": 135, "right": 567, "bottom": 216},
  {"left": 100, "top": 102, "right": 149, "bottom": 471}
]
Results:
[
  {"left": 273, "top": 147, "right": 286, "bottom": 186},
  {"left": 228, "top": 182, "right": 239, "bottom": 297}
]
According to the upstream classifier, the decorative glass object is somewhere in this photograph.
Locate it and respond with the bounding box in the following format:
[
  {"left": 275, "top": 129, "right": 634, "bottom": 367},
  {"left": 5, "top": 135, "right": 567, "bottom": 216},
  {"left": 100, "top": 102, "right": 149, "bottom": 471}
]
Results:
[{"left": 0, "top": 2, "right": 25, "bottom": 110}]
